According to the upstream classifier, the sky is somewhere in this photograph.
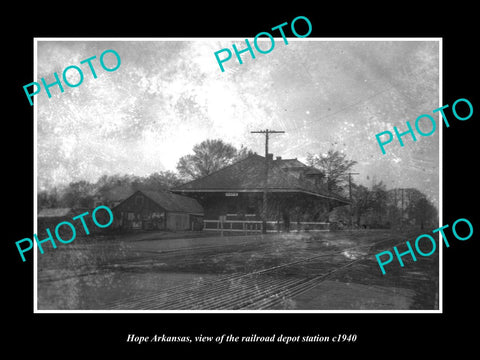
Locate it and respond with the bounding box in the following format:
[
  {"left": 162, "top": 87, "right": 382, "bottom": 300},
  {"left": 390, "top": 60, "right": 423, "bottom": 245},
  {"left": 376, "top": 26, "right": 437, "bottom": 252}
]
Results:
[{"left": 36, "top": 38, "right": 440, "bottom": 205}]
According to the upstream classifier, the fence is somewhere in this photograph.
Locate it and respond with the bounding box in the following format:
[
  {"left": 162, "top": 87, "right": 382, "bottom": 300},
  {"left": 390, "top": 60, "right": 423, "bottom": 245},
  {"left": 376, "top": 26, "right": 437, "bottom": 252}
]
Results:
[{"left": 203, "top": 220, "right": 329, "bottom": 234}]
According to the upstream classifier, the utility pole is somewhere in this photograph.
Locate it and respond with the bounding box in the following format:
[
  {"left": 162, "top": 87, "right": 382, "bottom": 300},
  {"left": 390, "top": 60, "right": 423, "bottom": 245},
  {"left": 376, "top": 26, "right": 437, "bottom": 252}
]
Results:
[
  {"left": 400, "top": 188, "right": 404, "bottom": 230},
  {"left": 251, "top": 129, "right": 285, "bottom": 233},
  {"left": 393, "top": 187, "right": 397, "bottom": 227},
  {"left": 347, "top": 172, "right": 359, "bottom": 230},
  {"left": 394, "top": 188, "right": 397, "bottom": 211}
]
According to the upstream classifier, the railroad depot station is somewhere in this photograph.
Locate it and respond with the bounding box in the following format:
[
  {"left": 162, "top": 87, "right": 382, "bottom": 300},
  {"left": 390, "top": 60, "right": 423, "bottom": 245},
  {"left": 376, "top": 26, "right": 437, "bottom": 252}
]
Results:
[
  {"left": 172, "top": 153, "right": 349, "bottom": 232},
  {"left": 39, "top": 154, "right": 350, "bottom": 233}
]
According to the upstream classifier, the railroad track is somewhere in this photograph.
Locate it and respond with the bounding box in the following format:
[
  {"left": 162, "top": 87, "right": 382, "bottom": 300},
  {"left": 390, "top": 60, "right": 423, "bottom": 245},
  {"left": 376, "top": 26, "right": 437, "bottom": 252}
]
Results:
[
  {"left": 105, "top": 238, "right": 395, "bottom": 310},
  {"left": 37, "top": 239, "right": 274, "bottom": 283}
]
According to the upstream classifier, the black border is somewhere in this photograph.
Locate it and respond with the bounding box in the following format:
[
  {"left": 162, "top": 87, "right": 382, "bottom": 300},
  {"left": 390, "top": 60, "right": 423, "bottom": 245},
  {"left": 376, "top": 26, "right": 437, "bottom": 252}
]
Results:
[{"left": 6, "top": 5, "right": 478, "bottom": 355}]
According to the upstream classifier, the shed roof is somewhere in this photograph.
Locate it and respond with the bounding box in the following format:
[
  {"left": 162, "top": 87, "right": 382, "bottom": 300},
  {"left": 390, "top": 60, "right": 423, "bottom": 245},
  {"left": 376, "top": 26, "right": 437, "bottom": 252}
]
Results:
[
  {"left": 135, "top": 190, "right": 204, "bottom": 214},
  {"left": 96, "top": 185, "right": 135, "bottom": 202},
  {"left": 38, "top": 208, "right": 73, "bottom": 218}
]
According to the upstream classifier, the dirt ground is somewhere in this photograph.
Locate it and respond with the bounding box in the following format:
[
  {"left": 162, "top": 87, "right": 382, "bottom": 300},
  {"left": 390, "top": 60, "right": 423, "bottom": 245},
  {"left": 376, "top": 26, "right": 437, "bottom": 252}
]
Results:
[{"left": 36, "top": 229, "right": 439, "bottom": 311}]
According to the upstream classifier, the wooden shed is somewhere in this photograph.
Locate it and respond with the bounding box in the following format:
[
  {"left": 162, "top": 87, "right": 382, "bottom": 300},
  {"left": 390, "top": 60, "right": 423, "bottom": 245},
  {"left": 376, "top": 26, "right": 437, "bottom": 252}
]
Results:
[{"left": 112, "top": 190, "right": 204, "bottom": 231}]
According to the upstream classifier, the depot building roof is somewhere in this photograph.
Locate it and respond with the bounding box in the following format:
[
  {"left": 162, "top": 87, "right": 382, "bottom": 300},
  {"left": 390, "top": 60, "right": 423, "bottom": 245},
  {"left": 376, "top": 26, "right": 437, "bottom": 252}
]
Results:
[{"left": 174, "top": 154, "right": 349, "bottom": 204}]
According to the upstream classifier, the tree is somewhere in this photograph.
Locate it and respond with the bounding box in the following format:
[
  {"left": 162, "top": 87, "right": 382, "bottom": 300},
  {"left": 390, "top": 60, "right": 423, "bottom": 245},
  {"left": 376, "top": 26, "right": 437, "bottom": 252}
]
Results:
[
  {"left": 136, "top": 171, "right": 182, "bottom": 190},
  {"left": 38, "top": 187, "right": 60, "bottom": 209},
  {"left": 404, "top": 189, "right": 438, "bottom": 230},
  {"left": 60, "top": 180, "right": 96, "bottom": 208},
  {"left": 306, "top": 149, "right": 357, "bottom": 195},
  {"left": 95, "top": 174, "right": 138, "bottom": 192},
  {"left": 93, "top": 171, "right": 182, "bottom": 200},
  {"left": 236, "top": 144, "right": 255, "bottom": 162},
  {"left": 370, "top": 181, "right": 388, "bottom": 225},
  {"left": 351, "top": 186, "right": 437, "bottom": 229},
  {"left": 38, "top": 171, "right": 183, "bottom": 210},
  {"left": 177, "top": 139, "right": 253, "bottom": 180},
  {"left": 351, "top": 184, "right": 374, "bottom": 226}
]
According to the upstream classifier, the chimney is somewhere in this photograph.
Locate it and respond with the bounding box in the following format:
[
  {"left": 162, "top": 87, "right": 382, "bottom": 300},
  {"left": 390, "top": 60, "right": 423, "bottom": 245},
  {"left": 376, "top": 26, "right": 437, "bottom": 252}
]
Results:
[{"left": 276, "top": 156, "right": 282, "bottom": 161}]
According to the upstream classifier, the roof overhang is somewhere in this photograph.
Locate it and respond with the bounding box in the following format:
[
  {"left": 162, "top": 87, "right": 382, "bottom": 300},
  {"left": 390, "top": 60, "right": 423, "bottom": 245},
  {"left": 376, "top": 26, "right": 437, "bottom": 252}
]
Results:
[{"left": 172, "top": 188, "right": 350, "bottom": 204}]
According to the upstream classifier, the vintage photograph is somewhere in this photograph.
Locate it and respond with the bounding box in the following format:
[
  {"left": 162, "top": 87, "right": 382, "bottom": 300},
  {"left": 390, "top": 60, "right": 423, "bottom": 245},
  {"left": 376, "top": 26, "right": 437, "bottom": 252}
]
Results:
[{"left": 35, "top": 38, "right": 440, "bottom": 311}]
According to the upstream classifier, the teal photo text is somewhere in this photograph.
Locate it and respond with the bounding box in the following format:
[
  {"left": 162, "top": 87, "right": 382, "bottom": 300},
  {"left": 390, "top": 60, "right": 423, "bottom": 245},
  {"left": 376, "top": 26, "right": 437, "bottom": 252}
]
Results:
[
  {"left": 15, "top": 205, "right": 114, "bottom": 262},
  {"left": 375, "top": 98, "right": 473, "bottom": 154},
  {"left": 214, "top": 16, "right": 312, "bottom": 72},
  {"left": 375, "top": 217, "right": 473, "bottom": 275},
  {"left": 23, "top": 49, "right": 121, "bottom": 106}
]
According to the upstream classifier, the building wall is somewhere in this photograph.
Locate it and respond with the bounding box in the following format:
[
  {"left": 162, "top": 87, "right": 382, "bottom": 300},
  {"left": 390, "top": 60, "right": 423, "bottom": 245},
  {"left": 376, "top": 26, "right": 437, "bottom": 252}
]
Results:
[
  {"left": 166, "top": 212, "right": 190, "bottom": 231},
  {"left": 183, "top": 191, "right": 330, "bottom": 222},
  {"left": 113, "top": 192, "right": 166, "bottom": 231},
  {"left": 190, "top": 192, "right": 262, "bottom": 221},
  {"left": 112, "top": 192, "right": 203, "bottom": 231}
]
